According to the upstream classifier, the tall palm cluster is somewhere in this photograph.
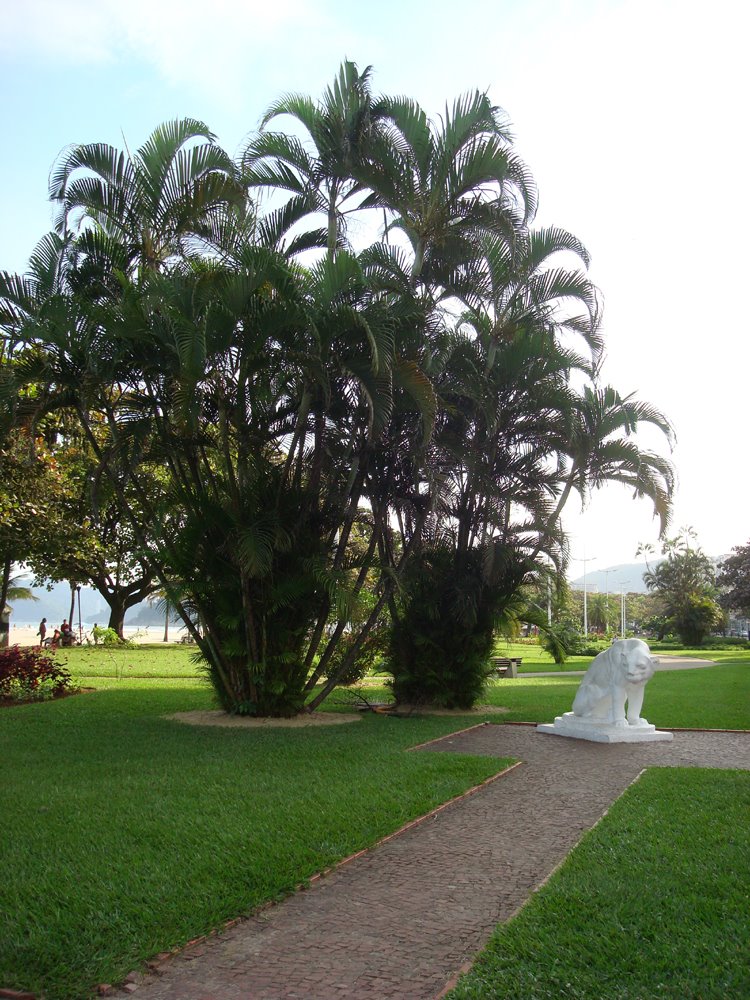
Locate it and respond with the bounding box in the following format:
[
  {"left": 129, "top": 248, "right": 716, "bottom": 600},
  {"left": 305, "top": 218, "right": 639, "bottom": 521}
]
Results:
[{"left": 0, "top": 63, "right": 675, "bottom": 714}]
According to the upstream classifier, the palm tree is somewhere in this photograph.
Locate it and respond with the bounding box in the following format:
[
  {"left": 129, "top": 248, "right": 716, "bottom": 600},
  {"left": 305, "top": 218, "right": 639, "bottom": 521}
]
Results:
[
  {"left": 242, "top": 60, "right": 383, "bottom": 256},
  {"left": 534, "top": 385, "right": 676, "bottom": 560},
  {"left": 358, "top": 90, "right": 537, "bottom": 291},
  {"left": 49, "top": 118, "right": 245, "bottom": 277}
]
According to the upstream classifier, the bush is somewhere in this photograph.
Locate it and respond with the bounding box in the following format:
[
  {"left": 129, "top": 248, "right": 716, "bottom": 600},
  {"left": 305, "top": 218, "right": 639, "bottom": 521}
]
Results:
[
  {"left": 389, "top": 545, "right": 529, "bottom": 709},
  {"left": 0, "top": 645, "right": 77, "bottom": 703},
  {"left": 539, "top": 622, "right": 580, "bottom": 663},
  {"left": 690, "top": 637, "right": 750, "bottom": 651},
  {"left": 92, "top": 625, "right": 134, "bottom": 647},
  {"left": 538, "top": 623, "right": 608, "bottom": 663}
]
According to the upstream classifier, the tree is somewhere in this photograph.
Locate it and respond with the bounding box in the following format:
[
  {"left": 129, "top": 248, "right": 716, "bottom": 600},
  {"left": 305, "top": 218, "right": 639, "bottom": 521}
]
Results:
[
  {"left": 359, "top": 89, "right": 536, "bottom": 289},
  {"left": 242, "top": 60, "right": 384, "bottom": 257},
  {"left": 643, "top": 529, "right": 723, "bottom": 645},
  {"left": 0, "top": 429, "right": 90, "bottom": 626},
  {"left": 49, "top": 118, "right": 244, "bottom": 277},
  {"left": 535, "top": 385, "right": 675, "bottom": 559},
  {"left": 717, "top": 541, "right": 750, "bottom": 616},
  {"left": 3, "top": 67, "right": 677, "bottom": 715}
]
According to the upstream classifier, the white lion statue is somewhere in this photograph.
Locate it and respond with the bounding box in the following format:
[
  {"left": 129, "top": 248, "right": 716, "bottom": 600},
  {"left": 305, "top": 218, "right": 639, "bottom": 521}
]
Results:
[{"left": 572, "top": 637, "right": 658, "bottom": 728}]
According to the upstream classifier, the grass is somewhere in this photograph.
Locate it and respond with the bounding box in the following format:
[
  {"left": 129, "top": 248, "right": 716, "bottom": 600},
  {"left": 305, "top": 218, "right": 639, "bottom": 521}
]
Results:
[
  {"left": 448, "top": 768, "right": 750, "bottom": 1000},
  {"left": 59, "top": 643, "right": 204, "bottom": 678},
  {"left": 491, "top": 640, "right": 593, "bottom": 673},
  {"left": 0, "top": 679, "right": 509, "bottom": 1000},
  {"left": 480, "top": 654, "right": 750, "bottom": 730},
  {"left": 2, "top": 647, "right": 748, "bottom": 998}
]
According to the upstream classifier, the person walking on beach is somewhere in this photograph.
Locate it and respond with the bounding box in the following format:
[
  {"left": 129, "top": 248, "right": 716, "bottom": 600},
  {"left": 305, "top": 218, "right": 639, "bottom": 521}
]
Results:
[{"left": 37, "top": 617, "right": 47, "bottom": 644}]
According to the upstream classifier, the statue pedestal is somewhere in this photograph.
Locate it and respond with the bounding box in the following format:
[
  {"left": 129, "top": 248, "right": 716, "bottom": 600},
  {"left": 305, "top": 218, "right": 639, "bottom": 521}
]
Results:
[{"left": 537, "top": 712, "right": 673, "bottom": 743}]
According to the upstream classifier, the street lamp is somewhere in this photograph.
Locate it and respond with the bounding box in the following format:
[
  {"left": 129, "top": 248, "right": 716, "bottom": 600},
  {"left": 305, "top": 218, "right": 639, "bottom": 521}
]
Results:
[
  {"left": 571, "top": 554, "right": 597, "bottom": 637},
  {"left": 617, "top": 582, "right": 628, "bottom": 637},
  {"left": 603, "top": 567, "right": 618, "bottom": 633}
]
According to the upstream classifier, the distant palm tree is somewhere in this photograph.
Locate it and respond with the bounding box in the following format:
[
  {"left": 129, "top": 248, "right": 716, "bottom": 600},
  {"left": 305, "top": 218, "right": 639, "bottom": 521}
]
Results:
[{"left": 6, "top": 571, "right": 38, "bottom": 604}]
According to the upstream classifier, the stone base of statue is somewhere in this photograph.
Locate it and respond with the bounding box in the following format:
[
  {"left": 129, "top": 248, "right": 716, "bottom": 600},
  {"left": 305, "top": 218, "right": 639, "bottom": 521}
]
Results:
[{"left": 537, "top": 712, "right": 674, "bottom": 743}]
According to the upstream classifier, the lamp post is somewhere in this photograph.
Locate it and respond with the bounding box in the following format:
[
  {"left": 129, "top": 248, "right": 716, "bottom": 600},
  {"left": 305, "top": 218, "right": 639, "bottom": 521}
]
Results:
[
  {"left": 571, "top": 554, "right": 597, "bottom": 637},
  {"left": 603, "top": 568, "right": 616, "bottom": 633},
  {"left": 617, "top": 583, "right": 627, "bottom": 637},
  {"left": 76, "top": 585, "right": 82, "bottom": 643},
  {"left": 584, "top": 557, "right": 597, "bottom": 637}
]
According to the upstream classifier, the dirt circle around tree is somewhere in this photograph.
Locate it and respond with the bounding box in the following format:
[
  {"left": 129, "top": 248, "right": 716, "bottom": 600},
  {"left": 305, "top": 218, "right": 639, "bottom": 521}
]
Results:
[
  {"left": 165, "top": 704, "right": 510, "bottom": 727},
  {"left": 166, "top": 709, "right": 363, "bottom": 728}
]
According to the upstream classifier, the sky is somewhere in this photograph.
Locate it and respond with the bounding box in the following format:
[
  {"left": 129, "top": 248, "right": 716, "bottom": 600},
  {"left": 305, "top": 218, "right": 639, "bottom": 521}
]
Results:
[{"left": 1, "top": 0, "right": 748, "bottom": 575}]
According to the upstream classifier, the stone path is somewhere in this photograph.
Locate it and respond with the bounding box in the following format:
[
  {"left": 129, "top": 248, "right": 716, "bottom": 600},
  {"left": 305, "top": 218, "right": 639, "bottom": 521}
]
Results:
[
  {"left": 525, "top": 653, "right": 716, "bottom": 677},
  {"left": 115, "top": 725, "right": 749, "bottom": 1000}
]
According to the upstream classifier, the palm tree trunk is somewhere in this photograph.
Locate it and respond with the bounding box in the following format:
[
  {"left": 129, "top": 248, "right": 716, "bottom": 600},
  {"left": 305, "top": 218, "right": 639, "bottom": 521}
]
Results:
[{"left": 163, "top": 602, "right": 169, "bottom": 642}]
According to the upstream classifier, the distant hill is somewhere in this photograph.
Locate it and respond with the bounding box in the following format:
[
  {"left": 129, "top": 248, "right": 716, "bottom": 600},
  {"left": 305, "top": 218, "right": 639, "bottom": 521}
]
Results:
[
  {"left": 569, "top": 554, "right": 730, "bottom": 594},
  {"left": 6, "top": 576, "right": 168, "bottom": 628},
  {"left": 568, "top": 562, "right": 650, "bottom": 594},
  {"left": 7, "top": 578, "right": 106, "bottom": 625}
]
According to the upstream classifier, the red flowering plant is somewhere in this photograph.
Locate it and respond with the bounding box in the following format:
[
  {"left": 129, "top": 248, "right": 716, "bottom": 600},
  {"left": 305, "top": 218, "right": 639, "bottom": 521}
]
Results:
[{"left": 0, "top": 645, "right": 77, "bottom": 704}]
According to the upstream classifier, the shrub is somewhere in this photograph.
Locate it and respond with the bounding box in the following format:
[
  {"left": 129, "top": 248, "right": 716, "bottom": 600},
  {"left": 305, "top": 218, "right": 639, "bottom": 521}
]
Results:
[
  {"left": 92, "top": 625, "right": 134, "bottom": 647},
  {"left": 539, "top": 622, "right": 579, "bottom": 663},
  {"left": 0, "top": 645, "right": 77, "bottom": 703},
  {"left": 389, "top": 545, "right": 529, "bottom": 709},
  {"left": 692, "top": 637, "right": 750, "bottom": 650}
]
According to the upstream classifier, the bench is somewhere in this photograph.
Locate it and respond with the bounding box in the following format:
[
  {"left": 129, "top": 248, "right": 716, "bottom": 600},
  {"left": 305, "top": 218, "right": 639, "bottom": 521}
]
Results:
[{"left": 489, "top": 656, "right": 522, "bottom": 679}]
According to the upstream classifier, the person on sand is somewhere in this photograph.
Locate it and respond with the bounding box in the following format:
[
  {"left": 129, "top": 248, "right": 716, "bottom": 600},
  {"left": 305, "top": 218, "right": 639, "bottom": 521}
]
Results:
[
  {"left": 37, "top": 618, "right": 47, "bottom": 644},
  {"left": 60, "top": 619, "right": 73, "bottom": 647},
  {"left": 50, "top": 628, "right": 61, "bottom": 650}
]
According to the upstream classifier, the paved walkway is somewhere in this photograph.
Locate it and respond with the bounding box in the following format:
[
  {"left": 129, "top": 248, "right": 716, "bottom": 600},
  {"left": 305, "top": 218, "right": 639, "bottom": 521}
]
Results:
[
  {"left": 115, "top": 725, "right": 749, "bottom": 1000},
  {"left": 524, "top": 653, "right": 716, "bottom": 677}
]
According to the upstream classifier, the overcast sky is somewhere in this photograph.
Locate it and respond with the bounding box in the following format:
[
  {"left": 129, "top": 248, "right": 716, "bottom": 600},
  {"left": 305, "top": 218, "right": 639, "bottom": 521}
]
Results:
[{"left": 1, "top": 0, "right": 747, "bottom": 573}]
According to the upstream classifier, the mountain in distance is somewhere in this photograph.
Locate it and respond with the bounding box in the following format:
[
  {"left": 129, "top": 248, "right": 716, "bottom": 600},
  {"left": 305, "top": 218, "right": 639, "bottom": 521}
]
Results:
[
  {"left": 568, "top": 561, "right": 650, "bottom": 594},
  {"left": 6, "top": 577, "right": 168, "bottom": 627},
  {"left": 569, "top": 555, "right": 730, "bottom": 594},
  {"left": 6, "top": 579, "right": 106, "bottom": 625}
]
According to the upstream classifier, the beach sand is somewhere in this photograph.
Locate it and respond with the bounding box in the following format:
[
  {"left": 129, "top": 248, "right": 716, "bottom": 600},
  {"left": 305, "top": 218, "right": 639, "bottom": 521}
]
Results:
[{"left": 5, "top": 624, "right": 181, "bottom": 647}]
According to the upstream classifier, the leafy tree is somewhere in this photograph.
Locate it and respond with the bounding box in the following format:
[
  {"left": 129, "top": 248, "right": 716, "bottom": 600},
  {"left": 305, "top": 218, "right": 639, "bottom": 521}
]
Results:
[
  {"left": 0, "top": 430, "right": 89, "bottom": 628},
  {"left": 717, "top": 541, "right": 750, "bottom": 616},
  {"left": 642, "top": 530, "right": 722, "bottom": 645}
]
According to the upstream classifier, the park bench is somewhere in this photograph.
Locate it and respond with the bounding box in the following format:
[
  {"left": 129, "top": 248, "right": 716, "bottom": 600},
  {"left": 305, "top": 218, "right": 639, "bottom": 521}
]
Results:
[{"left": 489, "top": 656, "right": 522, "bottom": 679}]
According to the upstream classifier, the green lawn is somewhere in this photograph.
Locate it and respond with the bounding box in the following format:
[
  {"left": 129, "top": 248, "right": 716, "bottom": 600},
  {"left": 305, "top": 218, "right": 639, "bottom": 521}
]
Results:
[
  {"left": 448, "top": 768, "right": 750, "bottom": 1000},
  {"left": 481, "top": 654, "right": 750, "bottom": 730},
  {"left": 491, "top": 640, "right": 593, "bottom": 672},
  {"left": 0, "top": 679, "right": 508, "bottom": 1000},
  {"left": 2, "top": 647, "right": 747, "bottom": 998},
  {"left": 60, "top": 643, "right": 204, "bottom": 678}
]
